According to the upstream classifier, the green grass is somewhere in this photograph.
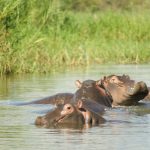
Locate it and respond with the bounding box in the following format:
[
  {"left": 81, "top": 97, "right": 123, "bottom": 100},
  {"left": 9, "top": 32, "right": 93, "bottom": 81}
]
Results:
[{"left": 0, "top": 0, "right": 150, "bottom": 74}]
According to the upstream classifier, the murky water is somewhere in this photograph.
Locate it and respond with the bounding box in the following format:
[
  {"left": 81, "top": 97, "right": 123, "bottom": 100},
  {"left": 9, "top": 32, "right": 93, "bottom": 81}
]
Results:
[{"left": 0, "top": 65, "right": 150, "bottom": 150}]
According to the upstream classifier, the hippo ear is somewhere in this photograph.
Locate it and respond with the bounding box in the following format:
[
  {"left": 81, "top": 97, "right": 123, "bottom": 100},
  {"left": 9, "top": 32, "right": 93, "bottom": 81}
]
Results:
[
  {"left": 101, "top": 76, "right": 106, "bottom": 82},
  {"left": 75, "top": 80, "right": 82, "bottom": 88},
  {"left": 96, "top": 80, "right": 101, "bottom": 86},
  {"left": 123, "top": 74, "right": 130, "bottom": 79},
  {"left": 103, "top": 76, "right": 106, "bottom": 80},
  {"left": 110, "top": 76, "right": 119, "bottom": 83}
]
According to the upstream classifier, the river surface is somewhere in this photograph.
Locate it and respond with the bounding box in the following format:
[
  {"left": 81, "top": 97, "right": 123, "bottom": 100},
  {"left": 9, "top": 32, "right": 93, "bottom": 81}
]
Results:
[{"left": 0, "top": 65, "right": 150, "bottom": 150}]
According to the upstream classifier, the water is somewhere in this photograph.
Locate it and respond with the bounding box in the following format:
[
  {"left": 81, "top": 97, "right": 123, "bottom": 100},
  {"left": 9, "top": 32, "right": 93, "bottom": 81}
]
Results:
[{"left": 0, "top": 65, "right": 150, "bottom": 150}]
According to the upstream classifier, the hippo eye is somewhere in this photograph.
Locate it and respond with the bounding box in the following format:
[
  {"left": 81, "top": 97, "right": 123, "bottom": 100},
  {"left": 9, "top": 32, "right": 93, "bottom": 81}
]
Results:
[{"left": 110, "top": 78, "right": 115, "bottom": 83}]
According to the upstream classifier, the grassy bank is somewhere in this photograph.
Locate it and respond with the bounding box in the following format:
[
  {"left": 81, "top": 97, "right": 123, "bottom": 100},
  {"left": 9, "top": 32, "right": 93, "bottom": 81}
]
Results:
[{"left": 0, "top": 0, "right": 150, "bottom": 74}]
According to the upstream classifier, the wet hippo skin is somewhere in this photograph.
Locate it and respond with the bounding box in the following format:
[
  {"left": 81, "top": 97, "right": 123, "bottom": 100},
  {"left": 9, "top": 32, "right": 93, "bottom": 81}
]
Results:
[
  {"left": 26, "top": 93, "right": 73, "bottom": 106},
  {"left": 24, "top": 75, "right": 148, "bottom": 107},
  {"left": 35, "top": 99, "right": 106, "bottom": 128},
  {"left": 77, "top": 99, "right": 106, "bottom": 125},
  {"left": 27, "top": 80, "right": 113, "bottom": 107},
  {"left": 100, "top": 74, "right": 149, "bottom": 106},
  {"left": 72, "top": 80, "right": 112, "bottom": 107},
  {"left": 35, "top": 104, "right": 84, "bottom": 128}
]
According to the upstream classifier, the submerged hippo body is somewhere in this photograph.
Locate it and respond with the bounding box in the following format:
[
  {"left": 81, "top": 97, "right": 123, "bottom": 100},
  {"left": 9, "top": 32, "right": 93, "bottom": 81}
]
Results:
[
  {"left": 24, "top": 75, "right": 148, "bottom": 108},
  {"left": 72, "top": 80, "right": 112, "bottom": 107},
  {"left": 35, "top": 101, "right": 106, "bottom": 128},
  {"left": 100, "top": 75, "right": 149, "bottom": 106},
  {"left": 27, "top": 93, "right": 73, "bottom": 106},
  {"left": 27, "top": 80, "right": 112, "bottom": 107}
]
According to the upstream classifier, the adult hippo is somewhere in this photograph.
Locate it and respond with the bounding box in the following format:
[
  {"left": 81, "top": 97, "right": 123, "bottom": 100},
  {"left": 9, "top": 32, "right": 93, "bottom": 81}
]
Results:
[
  {"left": 71, "top": 80, "right": 112, "bottom": 107},
  {"left": 35, "top": 99, "right": 106, "bottom": 128},
  {"left": 26, "top": 79, "right": 112, "bottom": 107},
  {"left": 22, "top": 76, "right": 148, "bottom": 107},
  {"left": 100, "top": 74, "right": 149, "bottom": 106}
]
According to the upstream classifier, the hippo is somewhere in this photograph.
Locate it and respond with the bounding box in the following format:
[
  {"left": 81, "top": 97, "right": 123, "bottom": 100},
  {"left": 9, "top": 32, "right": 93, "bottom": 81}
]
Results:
[
  {"left": 26, "top": 79, "right": 112, "bottom": 107},
  {"left": 35, "top": 99, "right": 106, "bottom": 128},
  {"left": 71, "top": 80, "right": 112, "bottom": 107},
  {"left": 100, "top": 74, "right": 149, "bottom": 106},
  {"left": 35, "top": 104, "right": 85, "bottom": 128},
  {"left": 23, "top": 76, "right": 148, "bottom": 108}
]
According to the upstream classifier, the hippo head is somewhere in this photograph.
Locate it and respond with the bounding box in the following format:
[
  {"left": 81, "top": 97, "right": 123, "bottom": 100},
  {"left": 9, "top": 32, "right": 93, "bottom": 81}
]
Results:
[
  {"left": 35, "top": 104, "right": 84, "bottom": 128},
  {"left": 72, "top": 80, "right": 112, "bottom": 107},
  {"left": 100, "top": 74, "right": 149, "bottom": 106},
  {"left": 35, "top": 107, "right": 62, "bottom": 127},
  {"left": 74, "top": 80, "right": 100, "bottom": 100},
  {"left": 35, "top": 100, "right": 106, "bottom": 128},
  {"left": 55, "top": 103, "right": 84, "bottom": 125}
]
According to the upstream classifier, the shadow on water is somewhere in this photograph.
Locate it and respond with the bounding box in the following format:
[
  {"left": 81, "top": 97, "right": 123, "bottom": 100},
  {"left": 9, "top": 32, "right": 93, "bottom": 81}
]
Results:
[{"left": 127, "top": 101, "right": 150, "bottom": 116}]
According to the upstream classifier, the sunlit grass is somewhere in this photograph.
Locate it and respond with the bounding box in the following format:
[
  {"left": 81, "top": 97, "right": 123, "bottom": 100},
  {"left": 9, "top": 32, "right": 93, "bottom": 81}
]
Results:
[{"left": 0, "top": 0, "right": 150, "bottom": 74}]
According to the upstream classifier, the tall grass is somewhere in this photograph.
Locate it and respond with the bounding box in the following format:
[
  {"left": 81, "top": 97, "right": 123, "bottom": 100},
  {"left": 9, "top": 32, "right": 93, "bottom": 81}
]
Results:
[{"left": 0, "top": 0, "right": 150, "bottom": 74}]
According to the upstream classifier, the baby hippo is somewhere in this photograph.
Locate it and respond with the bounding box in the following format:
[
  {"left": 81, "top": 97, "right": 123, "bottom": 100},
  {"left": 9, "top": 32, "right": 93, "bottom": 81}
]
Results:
[
  {"left": 35, "top": 101, "right": 105, "bottom": 128},
  {"left": 35, "top": 104, "right": 84, "bottom": 128}
]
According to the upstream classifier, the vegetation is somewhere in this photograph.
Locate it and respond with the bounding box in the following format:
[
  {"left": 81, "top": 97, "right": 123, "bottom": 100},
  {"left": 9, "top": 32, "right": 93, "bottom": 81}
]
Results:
[{"left": 0, "top": 0, "right": 150, "bottom": 74}]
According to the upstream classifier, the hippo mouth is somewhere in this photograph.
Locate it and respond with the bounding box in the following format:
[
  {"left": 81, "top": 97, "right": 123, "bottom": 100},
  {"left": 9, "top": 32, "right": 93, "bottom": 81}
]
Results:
[
  {"left": 99, "top": 75, "right": 149, "bottom": 106},
  {"left": 120, "top": 81, "right": 149, "bottom": 105},
  {"left": 55, "top": 114, "right": 70, "bottom": 123},
  {"left": 128, "top": 81, "right": 148, "bottom": 97}
]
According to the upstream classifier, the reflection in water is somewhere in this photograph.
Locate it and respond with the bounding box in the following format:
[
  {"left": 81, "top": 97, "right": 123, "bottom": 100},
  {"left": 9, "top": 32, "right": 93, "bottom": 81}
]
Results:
[
  {"left": 0, "top": 76, "right": 9, "bottom": 99},
  {"left": 0, "top": 65, "right": 150, "bottom": 150}
]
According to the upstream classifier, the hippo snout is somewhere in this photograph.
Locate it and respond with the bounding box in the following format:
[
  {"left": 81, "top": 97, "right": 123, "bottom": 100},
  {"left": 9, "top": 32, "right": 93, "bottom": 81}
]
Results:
[{"left": 132, "top": 81, "right": 149, "bottom": 95}]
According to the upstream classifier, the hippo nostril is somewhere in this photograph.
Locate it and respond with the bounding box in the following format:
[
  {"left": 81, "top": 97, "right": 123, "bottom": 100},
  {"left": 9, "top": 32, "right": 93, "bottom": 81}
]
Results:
[{"left": 67, "top": 106, "right": 71, "bottom": 110}]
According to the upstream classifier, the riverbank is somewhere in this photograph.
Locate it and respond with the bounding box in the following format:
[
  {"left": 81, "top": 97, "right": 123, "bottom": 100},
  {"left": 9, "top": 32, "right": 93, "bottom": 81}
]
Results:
[{"left": 0, "top": 1, "right": 150, "bottom": 74}]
